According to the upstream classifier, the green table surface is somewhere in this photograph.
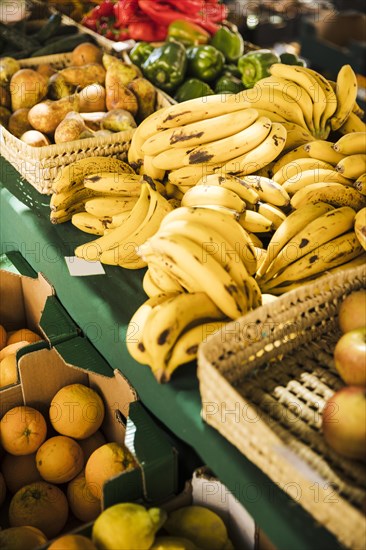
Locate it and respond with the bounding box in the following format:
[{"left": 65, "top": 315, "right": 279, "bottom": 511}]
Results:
[{"left": 0, "top": 157, "right": 343, "bottom": 550}]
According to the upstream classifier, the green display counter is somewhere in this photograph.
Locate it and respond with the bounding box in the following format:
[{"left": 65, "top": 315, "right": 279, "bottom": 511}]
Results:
[{"left": 0, "top": 157, "right": 343, "bottom": 550}]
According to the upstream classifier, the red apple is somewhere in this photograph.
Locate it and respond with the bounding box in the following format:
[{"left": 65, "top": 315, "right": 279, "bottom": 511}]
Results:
[
  {"left": 338, "top": 290, "right": 366, "bottom": 333},
  {"left": 334, "top": 327, "right": 366, "bottom": 386},
  {"left": 322, "top": 386, "right": 366, "bottom": 461}
]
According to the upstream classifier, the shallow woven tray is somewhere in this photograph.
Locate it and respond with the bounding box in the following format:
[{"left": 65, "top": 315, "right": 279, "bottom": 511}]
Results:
[
  {"left": 0, "top": 52, "right": 172, "bottom": 194},
  {"left": 198, "top": 264, "right": 366, "bottom": 550}
]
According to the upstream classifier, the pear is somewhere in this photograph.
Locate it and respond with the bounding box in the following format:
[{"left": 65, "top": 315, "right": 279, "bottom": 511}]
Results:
[
  {"left": 28, "top": 94, "right": 80, "bottom": 134},
  {"left": 101, "top": 109, "right": 136, "bottom": 132},
  {"left": 8, "top": 108, "right": 32, "bottom": 138},
  {"left": 20, "top": 130, "right": 51, "bottom": 147},
  {"left": 59, "top": 63, "right": 106, "bottom": 88},
  {"left": 127, "top": 77, "right": 156, "bottom": 122},
  {"left": 0, "top": 106, "right": 10, "bottom": 128},
  {"left": 0, "top": 57, "right": 20, "bottom": 84},
  {"left": 10, "top": 69, "right": 48, "bottom": 111},
  {"left": 54, "top": 112, "right": 91, "bottom": 144},
  {"left": 102, "top": 54, "right": 141, "bottom": 85},
  {"left": 105, "top": 67, "right": 138, "bottom": 116},
  {"left": 48, "top": 73, "right": 74, "bottom": 100}
]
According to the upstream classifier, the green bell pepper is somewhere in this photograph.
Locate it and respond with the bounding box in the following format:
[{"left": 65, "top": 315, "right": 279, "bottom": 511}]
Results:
[
  {"left": 174, "top": 78, "right": 214, "bottom": 102},
  {"left": 222, "top": 63, "right": 242, "bottom": 79},
  {"left": 280, "top": 52, "right": 307, "bottom": 67},
  {"left": 210, "top": 25, "right": 244, "bottom": 62},
  {"left": 214, "top": 74, "right": 244, "bottom": 94},
  {"left": 167, "top": 19, "right": 210, "bottom": 46},
  {"left": 129, "top": 42, "right": 154, "bottom": 68},
  {"left": 141, "top": 41, "right": 187, "bottom": 92},
  {"left": 186, "top": 45, "right": 225, "bottom": 83},
  {"left": 238, "top": 49, "right": 281, "bottom": 88}
]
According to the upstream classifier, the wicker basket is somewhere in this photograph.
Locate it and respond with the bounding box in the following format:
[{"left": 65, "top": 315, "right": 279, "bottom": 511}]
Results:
[
  {"left": 0, "top": 53, "right": 173, "bottom": 194},
  {"left": 198, "top": 264, "right": 366, "bottom": 550}
]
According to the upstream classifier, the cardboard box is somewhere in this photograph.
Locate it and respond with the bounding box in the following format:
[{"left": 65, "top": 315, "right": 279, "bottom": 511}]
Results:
[{"left": 1, "top": 340, "right": 178, "bottom": 516}]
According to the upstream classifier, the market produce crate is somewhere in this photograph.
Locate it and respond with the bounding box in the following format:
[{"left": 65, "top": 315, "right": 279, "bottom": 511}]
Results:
[
  {"left": 0, "top": 52, "right": 173, "bottom": 195},
  {"left": 198, "top": 264, "right": 366, "bottom": 550}
]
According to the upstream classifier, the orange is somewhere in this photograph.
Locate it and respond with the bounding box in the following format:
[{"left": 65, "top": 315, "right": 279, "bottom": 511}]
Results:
[
  {"left": 36, "top": 435, "right": 84, "bottom": 484},
  {"left": 0, "top": 405, "right": 47, "bottom": 455},
  {"left": 9, "top": 481, "right": 69, "bottom": 538},
  {"left": 7, "top": 328, "right": 42, "bottom": 345},
  {"left": 85, "top": 442, "right": 136, "bottom": 499},
  {"left": 0, "top": 526, "right": 47, "bottom": 550},
  {"left": 0, "top": 471, "right": 6, "bottom": 506},
  {"left": 0, "top": 341, "right": 30, "bottom": 362},
  {"left": 1, "top": 452, "right": 42, "bottom": 493},
  {"left": 50, "top": 383, "right": 105, "bottom": 439},
  {"left": 0, "top": 354, "right": 18, "bottom": 388},
  {"left": 79, "top": 430, "right": 106, "bottom": 464},
  {"left": 48, "top": 534, "right": 98, "bottom": 550},
  {"left": 0, "top": 324, "right": 7, "bottom": 351},
  {"left": 67, "top": 471, "right": 101, "bottom": 522}
]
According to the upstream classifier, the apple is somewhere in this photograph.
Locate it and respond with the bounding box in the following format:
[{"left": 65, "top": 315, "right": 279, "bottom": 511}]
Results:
[
  {"left": 322, "top": 386, "right": 366, "bottom": 461},
  {"left": 338, "top": 289, "right": 366, "bottom": 334},
  {"left": 334, "top": 327, "right": 366, "bottom": 386}
]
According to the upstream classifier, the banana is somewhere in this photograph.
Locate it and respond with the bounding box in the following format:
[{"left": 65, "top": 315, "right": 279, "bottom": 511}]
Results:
[
  {"left": 50, "top": 186, "right": 97, "bottom": 212},
  {"left": 52, "top": 157, "right": 134, "bottom": 194},
  {"left": 254, "top": 161, "right": 276, "bottom": 179},
  {"left": 238, "top": 210, "right": 274, "bottom": 233},
  {"left": 338, "top": 112, "right": 366, "bottom": 134},
  {"left": 330, "top": 65, "right": 358, "bottom": 131},
  {"left": 146, "top": 233, "right": 247, "bottom": 319},
  {"left": 303, "top": 67, "right": 337, "bottom": 130},
  {"left": 75, "top": 181, "right": 151, "bottom": 261},
  {"left": 256, "top": 75, "right": 315, "bottom": 132},
  {"left": 354, "top": 173, "right": 366, "bottom": 196},
  {"left": 152, "top": 145, "right": 197, "bottom": 172},
  {"left": 126, "top": 292, "right": 177, "bottom": 365},
  {"left": 250, "top": 108, "right": 286, "bottom": 122},
  {"left": 168, "top": 164, "right": 220, "bottom": 187},
  {"left": 84, "top": 196, "right": 138, "bottom": 218},
  {"left": 246, "top": 232, "right": 263, "bottom": 248},
  {"left": 328, "top": 79, "right": 364, "bottom": 119},
  {"left": 50, "top": 201, "right": 86, "bottom": 224},
  {"left": 256, "top": 202, "right": 334, "bottom": 278},
  {"left": 183, "top": 115, "right": 272, "bottom": 166},
  {"left": 71, "top": 212, "right": 112, "bottom": 235},
  {"left": 271, "top": 145, "right": 310, "bottom": 174},
  {"left": 148, "top": 262, "right": 185, "bottom": 294},
  {"left": 83, "top": 172, "right": 142, "bottom": 195},
  {"left": 354, "top": 207, "right": 366, "bottom": 250},
  {"left": 333, "top": 132, "right": 366, "bottom": 155},
  {"left": 141, "top": 108, "right": 261, "bottom": 156},
  {"left": 164, "top": 182, "right": 183, "bottom": 200},
  {"left": 158, "top": 206, "right": 257, "bottom": 276},
  {"left": 165, "top": 321, "right": 228, "bottom": 379},
  {"left": 336, "top": 154, "right": 366, "bottom": 180},
  {"left": 198, "top": 173, "right": 260, "bottom": 205},
  {"left": 181, "top": 185, "right": 246, "bottom": 212},
  {"left": 109, "top": 210, "right": 133, "bottom": 228},
  {"left": 259, "top": 206, "right": 356, "bottom": 283},
  {"left": 127, "top": 127, "right": 145, "bottom": 174},
  {"left": 220, "top": 122, "right": 287, "bottom": 175},
  {"left": 142, "top": 154, "right": 166, "bottom": 181},
  {"left": 244, "top": 272, "right": 262, "bottom": 309},
  {"left": 291, "top": 182, "right": 366, "bottom": 211},
  {"left": 269, "top": 64, "right": 327, "bottom": 138},
  {"left": 272, "top": 158, "right": 333, "bottom": 185},
  {"left": 250, "top": 201, "right": 287, "bottom": 229},
  {"left": 282, "top": 168, "right": 353, "bottom": 196},
  {"left": 240, "top": 174, "right": 290, "bottom": 207},
  {"left": 98, "top": 185, "right": 173, "bottom": 267},
  {"left": 304, "top": 140, "right": 346, "bottom": 165},
  {"left": 245, "top": 85, "right": 309, "bottom": 129},
  {"left": 261, "top": 231, "right": 363, "bottom": 291},
  {"left": 280, "top": 121, "right": 314, "bottom": 151},
  {"left": 142, "top": 269, "right": 162, "bottom": 297},
  {"left": 142, "top": 291, "right": 226, "bottom": 381}
]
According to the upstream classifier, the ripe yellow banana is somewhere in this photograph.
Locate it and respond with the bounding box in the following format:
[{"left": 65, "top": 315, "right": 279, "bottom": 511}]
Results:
[
  {"left": 240, "top": 175, "right": 290, "bottom": 207},
  {"left": 126, "top": 292, "right": 178, "bottom": 365},
  {"left": 290, "top": 182, "right": 366, "bottom": 211},
  {"left": 198, "top": 173, "right": 260, "bottom": 205},
  {"left": 183, "top": 115, "right": 271, "bottom": 166},
  {"left": 272, "top": 158, "right": 333, "bottom": 185},
  {"left": 71, "top": 212, "right": 112, "bottom": 235},
  {"left": 148, "top": 261, "right": 185, "bottom": 294},
  {"left": 251, "top": 201, "right": 287, "bottom": 229},
  {"left": 330, "top": 65, "right": 358, "bottom": 131},
  {"left": 152, "top": 145, "right": 196, "bottom": 171},
  {"left": 168, "top": 164, "right": 220, "bottom": 187},
  {"left": 256, "top": 202, "right": 334, "bottom": 278},
  {"left": 220, "top": 122, "right": 287, "bottom": 175},
  {"left": 238, "top": 210, "right": 274, "bottom": 233},
  {"left": 251, "top": 108, "right": 286, "bottom": 123},
  {"left": 336, "top": 154, "right": 366, "bottom": 180},
  {"left": 282, "top": 168, "right": 352, "bottom": 196},
  {"left": 142, "top": 154, "right": 166, "bottom": 181},
  {"left": 261, "top": 231, "right": 363, "bottom": 291},
  {"left": 354, "top": 207, "right": 366, "bottom": 250},
  {"left": 181, "top": 185, "right": 246, "bottom": 213},
  {"left": 84, "top": 196, "right": 138, "bottom": 217},
  {"left": 333, "top": 132, "right": 366, "bottom": 155},
  {"left": 354, "top": 173, "right": 366, "bottom": 196},
  {"left": 142, "top": 269, "right": 163, "bottom": 297},
  {"left": 52, "top": 157, "right": 134, "bottom": 194},
  {"left": 50, "top": 201, "right": 86, "bottom": 224},
  {"left": 271, "top": 145, "right": 311, "bottom": 174},
  {"left": 109, "top": 210, "right": 133, "bottom": 228},
  {"left": 50, "top": 187, "right": 97, "bottom": 212},
  {"left": 303, "top": 67, "right": 337, "bottom": 130},
  {"left": 338, "top": 112, "right": 366, "bottom": 134},
  {"left": 304, "top": 140, "right": 346, "bottom": 165},
  {"left": 259, "top": 206, "right": 356, "bottom": 283},
  {"left": 280, "top": 121, "right": 314, "bottom": 151},
  {"left": 83, "top": 172, "right": 142, "bottom": 195},
  {"left": 141, "top": 108, "right": 260, "bottom": 156}
]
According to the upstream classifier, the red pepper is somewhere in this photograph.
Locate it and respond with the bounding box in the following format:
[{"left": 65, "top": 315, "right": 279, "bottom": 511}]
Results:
[
  {"left": 114, "top": 0, "right": 140, "bottom": 27},
  {"left": 128, "top": 20, "right": 167, "bottom": 41},
  {"left": 91, "top": 0, "right": 115, "bottom": 20},
  {"left": 138, "top": 1, "right": 221, "bottom": 34},
  {"left": 81, "top": 16, "right": 98, "bottom": 31}
]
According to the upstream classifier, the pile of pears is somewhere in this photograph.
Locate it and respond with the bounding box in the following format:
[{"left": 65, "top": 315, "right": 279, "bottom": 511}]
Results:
[{"left": 0, "top": 42, "right": 158, "bottom": 147}]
